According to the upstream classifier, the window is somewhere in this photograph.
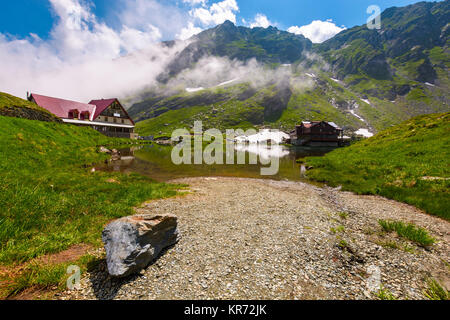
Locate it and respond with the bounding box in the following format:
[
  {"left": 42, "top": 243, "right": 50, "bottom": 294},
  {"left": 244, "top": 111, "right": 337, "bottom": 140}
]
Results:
[
  {"left": 69, "top": 110, "right": 79, "bottom": 119},
  {"left": 80, "top": 111, "right": 90, "bottom": 120}
]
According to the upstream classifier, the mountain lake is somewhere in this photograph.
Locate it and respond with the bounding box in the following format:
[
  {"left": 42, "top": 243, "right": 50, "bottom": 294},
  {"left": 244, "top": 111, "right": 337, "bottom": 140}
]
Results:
[{"left": 96, "top": 144, "right": 336, "bottom": 183}]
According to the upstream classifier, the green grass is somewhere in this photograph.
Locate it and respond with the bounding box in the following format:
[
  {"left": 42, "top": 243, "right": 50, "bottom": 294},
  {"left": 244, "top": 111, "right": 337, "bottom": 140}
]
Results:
[
  {"left": 1, "top": 253, "right": 100, "bottom": 299},
  {"left": 338, "top": 212, "right": 349, "bottom": 220},
  {"left": 0, "top": 116, "right": 180, "bottom": 264},
  {"left": 423, "top": 278, "right": 449, "bottom": 300},
  {"left": 0, "top": 107, "right": 182, "bottom": 297},
  {"left": 0, "top": 92, "right": 46, "bottom": 112},
  {"left": 378, "top": 220, "right": 436, "bottom": 247},
  {"left": 0, "top": 92, "right": 59, "bottom": 121},
  {"left": 305, "top": 113, "right": 450, "bottom": 220},
  {"left": 376, "top": 240, "right": 416, "bottom": 254},
  {"left": 330, "top": 225, "right": 345, "bottom": 234},
  {"left": 375, "top": 286, "right": 398, "bottom": 300}
]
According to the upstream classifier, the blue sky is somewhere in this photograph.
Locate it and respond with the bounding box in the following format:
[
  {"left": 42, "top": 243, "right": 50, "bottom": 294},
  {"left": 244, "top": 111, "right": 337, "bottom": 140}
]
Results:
[{"left": 0, "top": 0, "right": 441, "bottom": 41}]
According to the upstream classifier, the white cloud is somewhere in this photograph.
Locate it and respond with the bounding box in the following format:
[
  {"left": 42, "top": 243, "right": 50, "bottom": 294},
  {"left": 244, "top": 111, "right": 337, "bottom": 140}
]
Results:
[
  {"left": 176, "top": 22, "right": 203, "bottom": 40},
  {"left": 0, "top": 0, "right": 187, "bottom": 102},
  {"left": 120, "top": 25, "right": 162, "bottom": 52},
  {"left": 249, "top": 14, "right": 272, "bottom": 28},
  {"left": 118, "top": 0, "right": 188, "bottom": 40},
  {"left": 190, "top": 0, "right": 239, "bottom": 26},
  {"left": 288, "top": 20, "right": 346, "bottom": 43}
]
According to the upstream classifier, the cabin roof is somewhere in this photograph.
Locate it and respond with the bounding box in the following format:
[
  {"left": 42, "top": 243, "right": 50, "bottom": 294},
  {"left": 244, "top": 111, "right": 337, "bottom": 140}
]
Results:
[
  {"left": 88, "top": 99, "right": 117, "bottom": 119},
  {"left": 30, "top": 93, "right": 96, "bottom": 121},
  {"left": 299, "top": 121, "right": 342, "bottom": 130},
  {"left": 89, "top": 98, "right": 135, "bottom": 125}
]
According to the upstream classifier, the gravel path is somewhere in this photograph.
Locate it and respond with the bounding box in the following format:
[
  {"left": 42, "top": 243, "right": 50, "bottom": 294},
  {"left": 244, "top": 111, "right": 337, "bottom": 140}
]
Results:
[{"left": 59, "top": 177, "right": 449, "bottom": 300}]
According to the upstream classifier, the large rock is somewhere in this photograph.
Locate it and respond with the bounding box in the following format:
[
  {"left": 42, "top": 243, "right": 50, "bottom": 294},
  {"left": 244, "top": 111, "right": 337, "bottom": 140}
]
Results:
[
  {"left": 102, "top": 214, "right": 180, "bottom": 277},
  {"left": 110, "top": 149, "right": 121, "bottom": 161}
]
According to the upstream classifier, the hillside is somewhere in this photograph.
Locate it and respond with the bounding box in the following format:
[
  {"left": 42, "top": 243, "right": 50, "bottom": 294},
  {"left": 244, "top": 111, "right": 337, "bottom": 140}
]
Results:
[
  {"left": 305, "top": 112, "right": 450, "bottom": 220},
  {"left": 134, "top": 77, "right": 377, "bottom": 137},
  {"left": 0, "top": 94, "right": 180, "bottom": 298},
  {"left": 128, "top": 1, "right": 449, "bottom": 137},
  {"left": 0, "top": 92, "right": 60, "bottom": 122}
]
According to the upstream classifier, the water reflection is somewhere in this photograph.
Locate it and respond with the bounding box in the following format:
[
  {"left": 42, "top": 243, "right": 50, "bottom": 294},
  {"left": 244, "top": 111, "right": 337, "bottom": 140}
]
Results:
[
  {"left": 97, "top": 144, "right": 335, "bottom": 182},
  {"left": 235, "top": 144, "right": 291, "bottom": 161}
]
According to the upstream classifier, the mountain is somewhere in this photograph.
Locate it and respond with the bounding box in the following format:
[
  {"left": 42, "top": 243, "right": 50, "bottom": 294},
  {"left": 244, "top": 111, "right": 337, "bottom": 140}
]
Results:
[
  {"left": 159, "top": 20, "right": 312, "bottom": 81},
  {"left": 129, "top": 1, "right": 450, "bottom": 137}
]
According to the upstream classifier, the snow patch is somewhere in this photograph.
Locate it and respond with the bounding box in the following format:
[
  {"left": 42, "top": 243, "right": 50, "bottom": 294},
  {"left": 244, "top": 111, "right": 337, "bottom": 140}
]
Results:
[
  {"left": 216, "top": 78, "right": 239, "bottom": 87},
  {"left": 186, "top": 87, "right": 204, "bottom": 93},
  {"left": 354, "top": 129, "right": 374, "bottom": 138},
  {"left": 330, "top": 78, "right": 340, "bottom": 83},
  {"left": 361, "top": 99, "right": 371, "bottom": 105},
  {"left": 425, "top": 82, "right": 435, "bottom": 87},
  {"left": 235, "top": 129, "right": 290, "bottom": 145},
  {"left": 305, "top": 73, "right": 316, "bottom": 78},
  {"left": 350, "top": 109, "right": 365, "bottom": 122}
]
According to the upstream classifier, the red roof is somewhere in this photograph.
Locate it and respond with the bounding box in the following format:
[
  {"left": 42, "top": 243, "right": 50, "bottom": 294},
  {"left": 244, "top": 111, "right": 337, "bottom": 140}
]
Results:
[
  {"left": 89, "top": 98, "right": 135, "bottom": 125},
  {"left": 31, "top": 93, "right": 96, "bottom": 120},
  {"left": 89, "top": 99, "right": 116, "bottom": 119}
]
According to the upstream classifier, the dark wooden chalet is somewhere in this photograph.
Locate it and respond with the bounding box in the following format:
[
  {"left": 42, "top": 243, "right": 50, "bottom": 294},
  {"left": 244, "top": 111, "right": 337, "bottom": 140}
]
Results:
[
  {"left": 28, "top": 93, "right": 137, "bottom": 139},
  {"left": 290, "top": 121, "right": 343, "bottom": 147}
]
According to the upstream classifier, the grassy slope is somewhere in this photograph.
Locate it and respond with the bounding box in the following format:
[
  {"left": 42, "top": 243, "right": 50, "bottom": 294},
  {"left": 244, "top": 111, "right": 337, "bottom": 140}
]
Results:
[
  {"left": 135, "top": 77, "right": 373, "bottom": 137},
  {"left": 135, "top": 69, "right": 449, "bottom": 138},
  {"left": 305, "top": 112, "right": 450, "bottom": 220},
  {"left": 0, "top": 92, "right": 46, "bottom": 112},
  {"left": 135, "top": 83, "right": 267, "bottom": 137},
  {"left": 0, "top": 96, "right": 181, "bottom": 297},
  {"left": 0, "top": 92, "right": 60, "bottom": 121}
]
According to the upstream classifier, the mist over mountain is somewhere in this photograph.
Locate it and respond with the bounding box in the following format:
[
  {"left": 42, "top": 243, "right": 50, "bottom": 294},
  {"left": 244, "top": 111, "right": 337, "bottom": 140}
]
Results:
[
  {"left": 157, "top": 20, "right": 313, "bottom": 82},
  {"left": 128, "top": 0, "right": 449, "bottom": 137}
]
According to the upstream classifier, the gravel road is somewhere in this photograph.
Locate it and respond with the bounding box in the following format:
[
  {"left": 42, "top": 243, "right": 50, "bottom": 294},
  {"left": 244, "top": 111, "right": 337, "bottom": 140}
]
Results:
[{"left": 59, "top": 177, "right": 449, "bottom": 300}]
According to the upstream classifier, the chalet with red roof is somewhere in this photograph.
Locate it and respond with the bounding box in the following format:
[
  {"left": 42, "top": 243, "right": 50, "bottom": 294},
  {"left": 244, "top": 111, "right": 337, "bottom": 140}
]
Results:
[
  {"left": 290, "top": 121, "right": 343, "bottom": 147},
  {"left": 27, "top": 93, "right": 137, "bottom": 139}
]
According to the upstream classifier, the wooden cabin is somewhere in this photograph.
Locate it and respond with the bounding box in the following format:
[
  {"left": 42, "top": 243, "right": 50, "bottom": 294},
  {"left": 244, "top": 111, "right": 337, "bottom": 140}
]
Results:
[
  {"left": 290, "top": 121, "right": 343, "bottom": 147},
  {"left": 28, "top": 93, "right": 137, "bottom": 139}
]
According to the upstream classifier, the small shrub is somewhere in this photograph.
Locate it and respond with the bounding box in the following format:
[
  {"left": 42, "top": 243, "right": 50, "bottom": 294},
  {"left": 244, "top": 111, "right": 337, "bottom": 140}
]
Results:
[
  {"left": 423, "top": 279, "right": 449, "bottom": 300},
  {"left": 338, "top": 240, "right": 348, "bottom": 250},
  {"left": 376, "top": 286, "right": 398, "bottom": 300},
  {"left": 378, "top": 220, "right": 436, "bottom": 247},
  {"left": 338, "top": 212, "right": 348, "bottom": 220},
  {"left": 331, "top": 225, "right": 345, "bottom": 234}
]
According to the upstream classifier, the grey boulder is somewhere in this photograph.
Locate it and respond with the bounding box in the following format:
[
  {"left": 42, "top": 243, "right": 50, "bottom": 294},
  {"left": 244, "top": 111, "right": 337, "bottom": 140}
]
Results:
[{"left": 102, "top": 214, "right": 180, "bottom": 277}]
